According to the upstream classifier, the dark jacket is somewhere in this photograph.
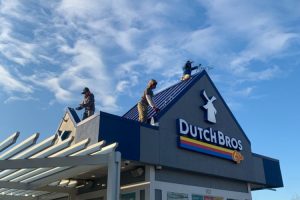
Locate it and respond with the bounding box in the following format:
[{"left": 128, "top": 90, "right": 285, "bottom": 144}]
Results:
[
  {"left": 183, "top": 61, "right": 198, "bottom": 75},
  {"left": 78, "top": 93, "right": 95, "bottom": 112}
]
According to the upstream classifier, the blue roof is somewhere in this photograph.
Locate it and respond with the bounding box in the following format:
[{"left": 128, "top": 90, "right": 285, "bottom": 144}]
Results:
[
  {"left": 67, "top": 107, "right": 81, "bottom": 123},
  {"left": 123, "top": 70, "right": 206, "bottom": 121}
]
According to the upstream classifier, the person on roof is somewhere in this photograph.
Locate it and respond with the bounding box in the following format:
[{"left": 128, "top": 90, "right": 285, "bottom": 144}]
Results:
[
  {"left": 137, "top": 79, "right": 160, "bottom": 123},
  {"left": 75, "top": 87, "right": 95, "bottom": 120},
  {"left": 181, "top": 60, "right": 198, "bottom": 81}
]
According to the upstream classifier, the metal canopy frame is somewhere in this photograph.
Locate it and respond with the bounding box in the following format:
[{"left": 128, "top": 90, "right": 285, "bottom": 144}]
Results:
[{"left": 0, "top": 132, "right": 121, "bottom": 200}]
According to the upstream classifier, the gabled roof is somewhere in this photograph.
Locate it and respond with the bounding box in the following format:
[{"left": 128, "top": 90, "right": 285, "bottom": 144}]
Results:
[
  {"left": 123, "top": 70, "right": 206, "bottom": 121},
  {"left": 123, "top": 70, "right": 251, "bottom": 144}
]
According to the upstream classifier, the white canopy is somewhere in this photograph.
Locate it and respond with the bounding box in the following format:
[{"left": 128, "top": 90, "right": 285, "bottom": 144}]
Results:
[{"left": 0, "top": 132, "right": 120, "bottom": 200}]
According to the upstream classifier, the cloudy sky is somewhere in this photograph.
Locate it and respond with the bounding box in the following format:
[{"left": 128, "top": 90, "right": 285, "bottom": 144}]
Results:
[{"left": 0, "top": 0, "right": 300, "bottom": 199}]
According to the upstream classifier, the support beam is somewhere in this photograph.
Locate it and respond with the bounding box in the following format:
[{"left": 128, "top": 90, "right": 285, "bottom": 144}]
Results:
[
  {"left": 0, "top": 195, "right": 37, "bottom": 200},
  {"left": 0, "top": 180, "right": 75, "bottom": 194},
  {"left": 0, "top": 154, "right": 109, "bottom": 170},
  {"left": 30, "top": 165, "right": 106, "bottom": 189},
  {"left": 106, "top": 151, "right": 121, "bottom": 200}
]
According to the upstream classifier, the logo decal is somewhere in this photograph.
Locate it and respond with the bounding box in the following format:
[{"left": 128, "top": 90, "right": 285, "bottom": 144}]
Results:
[
  {"left": 177, "top": 118, "right": 244, "bottom": 164},
  {"left": 202, "top": 90, "right": 217, "bottom": 123}
]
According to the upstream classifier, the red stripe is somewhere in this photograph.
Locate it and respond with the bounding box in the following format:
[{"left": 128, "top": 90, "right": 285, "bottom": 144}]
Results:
[{"left": 181, "top": 139, "right": 232, "bottom": 156}]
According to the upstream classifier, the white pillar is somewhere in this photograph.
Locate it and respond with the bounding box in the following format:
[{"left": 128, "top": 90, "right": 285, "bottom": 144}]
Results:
[
  {"left": 145, "top": 166, "right": 155, "bottom": 200},
  {"left": 247, "top": 183, "right": 252, "bottom": 200},
  {"left": 107, "top": 152, "right": 121, "bottom": 200}
]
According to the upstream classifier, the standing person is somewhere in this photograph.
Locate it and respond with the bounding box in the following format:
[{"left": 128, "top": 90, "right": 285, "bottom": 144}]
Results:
[
  {"left": 76, "top": 87, "right": 95, "bottom": 120},
  {"left": 137, "top": 79, "right": 160, "bottom": 123},
  {"left": 181, "top": 60, "right": 198, "bottom": 81}
]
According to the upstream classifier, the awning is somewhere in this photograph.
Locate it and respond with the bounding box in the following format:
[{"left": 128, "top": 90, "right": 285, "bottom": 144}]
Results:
[{"left": 0, "top": 132, "right": 121, "bottom": 200}]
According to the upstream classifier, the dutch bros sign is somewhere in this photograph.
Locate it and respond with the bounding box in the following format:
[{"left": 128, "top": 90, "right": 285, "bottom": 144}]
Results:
[{"left": 176, "top": 90, "right": 244, "bottom": 163}]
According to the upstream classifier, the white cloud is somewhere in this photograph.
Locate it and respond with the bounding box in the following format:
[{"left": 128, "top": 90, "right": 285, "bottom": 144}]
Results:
[
  {"left": 116, "top": 81, "right": 130, "bottom": 93},
  {"left": 56, "top": 0, "right": 110, "bottom": 20},
  {"left": 0, "top": 65, "right": 32, "bottom": 93},
  {"left": 0, "top": 0, "right": 38, "bottom": 65},
  {"left": 197, "top": 0, "right": 299, "bottom": 81},
  {"left": 228, "top": 87, "right": 255, "bottom": 98},
  {"left": 0, "top": 0, "right": 299, "bottom": 112},
  {"left": 4, "top": 95, "right": 37, "bottom": 104}
]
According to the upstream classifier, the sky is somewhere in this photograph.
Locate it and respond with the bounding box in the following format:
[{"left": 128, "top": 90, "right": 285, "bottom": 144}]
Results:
[{"left": 0, "top": 0, "right": 299, "bottom": 199}]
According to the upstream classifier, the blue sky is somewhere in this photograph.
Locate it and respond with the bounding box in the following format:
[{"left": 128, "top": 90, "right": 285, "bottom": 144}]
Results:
[{"left": 0, "top": 0, "right": 299, "bottom": 199}]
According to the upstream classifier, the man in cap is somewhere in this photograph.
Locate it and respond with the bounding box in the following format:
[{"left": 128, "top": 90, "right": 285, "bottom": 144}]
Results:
[
  {"left": 137, "top": 79, "right": 160, "bottom": 123},
  {"left": 181, "top": 60, "right": 198, "bottom": 81},
  {"left": 76, "top": 87, "right": 95, "bottom": 120}
]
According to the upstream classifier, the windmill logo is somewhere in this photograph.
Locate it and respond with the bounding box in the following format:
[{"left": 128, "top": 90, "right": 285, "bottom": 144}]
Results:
[{"left": 202, "top": 90, "right": 217, "bottom": 123}]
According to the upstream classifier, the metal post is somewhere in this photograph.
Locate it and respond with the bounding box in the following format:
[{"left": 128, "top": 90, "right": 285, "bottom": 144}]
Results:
[
  {"left": 145, "top": 166, "right": 155, "bottom": 200},
  {"left": 106, "top": 151, "right": 121, "bottom": 200}
]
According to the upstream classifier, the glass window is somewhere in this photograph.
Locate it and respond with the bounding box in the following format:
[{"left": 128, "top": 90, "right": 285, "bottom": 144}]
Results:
[
  {"left": 192, "top": 194, "right": 204, "bottom": 200},
  {"left": 167, "top": 192, "right": 188, "bottom": 200},
  {"left": 204, "top": 196, "right": 224, "bottom": 200},
  {"left": 121, "top": 192, "right": 136, "bottom": 200}
]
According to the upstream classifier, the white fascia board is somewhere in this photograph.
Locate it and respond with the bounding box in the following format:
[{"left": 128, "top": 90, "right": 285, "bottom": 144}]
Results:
[
  {"left": 48, "top": 181, "right": 60, "bottom": 186},
  {"left": 22, "top": 167, "right": 69, "bottom": 183},
  {"left": 21, "top": 140, "right": 105, "bottom": 183},
  {"left": 1, "top": 169, "right": 37, "bottom": 182},
  {"left": 0, "top": 169, "right": 17, "bottom": 179},
  {"left": 13, "top": 190, "right": 36, "bottom": 196},
  {"left": 30, "top": 146, "right": 118, "bottom": 186},
  {"left": 0, "top": 133, "right": 39, "bottom": 160},
  {"left": 0, "top": 136, "right": 57, "bottom": 179},
  {"left": 0, "top": 137, "right": 73, "bottom": 181},
  {"left": 1, "top": 188, "right": 18, "bottom": 195},
  {"left": 28, "top": 191, "right": 50, "bottom": 197},
  {"left": 0, "top": 188, "right": 8, "bottom": 193},
  {"left": 0, "top": 135, "right": 57, "bottom": 178},
  {"left": 31, "top": 137, "right": 73, "bottom": 159},
  {"left": 13, "top": 190, "right": 29, "bottom": 196},
  {"left": 0, "top": 132, "right": 20, "bottom": 152},
  {"left": 70, "top": 140, "right": 105, "bottom": 156},
  {"left": 15, "top": 168, "right": 51, "bottom": 183},
  {"left": 49, "top": 138, "right": 90, "bottom": 157},
  {"left": 0, "top": 188, "right": 9, "bottom": 193},
  {"left": 19, "top": 190, "right": 47, "bottom": 197},
  {"left": 91, "top": 143, "right": 118, "bottom": 155},
  {"left": 13, "top": 139, "right": 90, "bottom": 183},
  {"left": 12, "top": 135, "right": 57, "bottom": 159}
]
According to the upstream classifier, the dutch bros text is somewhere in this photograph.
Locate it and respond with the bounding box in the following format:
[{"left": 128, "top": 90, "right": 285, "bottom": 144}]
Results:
[{"left": 177, "top": 118, "right": 243, "bottom": 151}]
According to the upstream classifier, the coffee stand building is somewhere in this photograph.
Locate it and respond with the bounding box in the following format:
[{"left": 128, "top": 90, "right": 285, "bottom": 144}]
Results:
[{"left": 0, "top": 71, "right": 283, "bottom": 200}]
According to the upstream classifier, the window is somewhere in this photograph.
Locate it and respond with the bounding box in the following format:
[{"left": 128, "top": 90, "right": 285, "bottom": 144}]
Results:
[
  {"left": 192, "top": 195, "right": 223, "bottom": 200},
  {"left": 167, "top": 192, "right": 188, "bottom": 200},
  {"left": 121, "top": 192, "right": 136, "bottom": 200},
  {"left": 192, "top": 194, "right": 204, "bottom": 200},
  {"left": 204, "top": 196, "right": 223, "bottom": 200}
]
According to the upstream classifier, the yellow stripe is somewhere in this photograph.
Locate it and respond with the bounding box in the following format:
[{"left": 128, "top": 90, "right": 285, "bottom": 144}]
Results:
[{"left": 180, "top": 136, "right": 233, "bottom": 154}]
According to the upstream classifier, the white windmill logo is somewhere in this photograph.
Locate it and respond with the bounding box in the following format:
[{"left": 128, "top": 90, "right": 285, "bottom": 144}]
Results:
[{"left": 202, "top": 90, "right": 217, "bottom": 123}]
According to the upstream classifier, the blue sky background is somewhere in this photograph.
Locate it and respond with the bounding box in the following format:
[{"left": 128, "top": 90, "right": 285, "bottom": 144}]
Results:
[{"left": 0, "top": 0, "right": 299, "bottom": 199}]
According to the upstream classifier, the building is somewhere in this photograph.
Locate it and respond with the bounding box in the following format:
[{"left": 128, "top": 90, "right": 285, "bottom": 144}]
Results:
[{"left": 0, "top": 70, "right": 283, "bottom": 200}]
